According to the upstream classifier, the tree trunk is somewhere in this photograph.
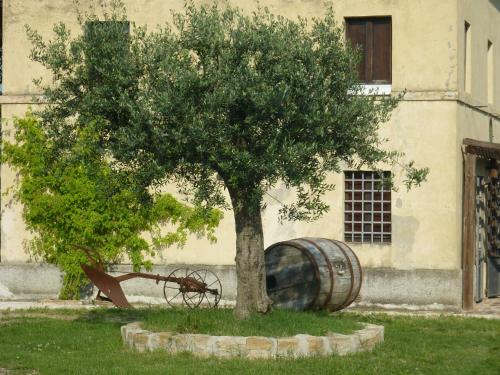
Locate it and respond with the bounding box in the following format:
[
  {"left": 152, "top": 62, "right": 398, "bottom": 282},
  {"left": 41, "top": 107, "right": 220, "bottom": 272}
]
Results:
[{"left": 229, "top": 188, "right": 272, "bottom": 319}]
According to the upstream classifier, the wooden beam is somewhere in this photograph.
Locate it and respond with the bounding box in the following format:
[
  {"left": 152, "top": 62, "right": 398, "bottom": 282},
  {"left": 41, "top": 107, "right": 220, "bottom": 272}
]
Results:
[
  {"left": 463, "top": 138, "right": 500, "bottom": 151},
  {"left": 464, "top": 138, "right": 500, "bottom": 160},
  {"left": 462, "top": 152, "right": 476, "bottom": 311}
]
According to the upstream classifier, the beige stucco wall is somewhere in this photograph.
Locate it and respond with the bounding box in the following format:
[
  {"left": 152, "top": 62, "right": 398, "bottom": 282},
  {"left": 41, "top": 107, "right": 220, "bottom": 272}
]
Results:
[
  {"left": 263, "top": 100, "right": 461, "bottom": 271},
  {"left": 3, "top": 0, "right": 460, "bottom": 95},
  {"left": 1, "top": 104, "right": 35, "bottom": 262},
  {"left": 1, "top": 0, "right": 497, "bottom": 275},
  {"left": 458, "top": 0, "right": 500, "bottom": 111},
  {"left": 1, "top": 100, "right": 462, "bottom": 270}
]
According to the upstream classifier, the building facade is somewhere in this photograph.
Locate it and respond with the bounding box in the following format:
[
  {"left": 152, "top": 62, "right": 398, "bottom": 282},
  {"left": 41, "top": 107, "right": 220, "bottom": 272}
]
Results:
[{"left": 1, "top": 0, "right": 499, "bottom": 309}]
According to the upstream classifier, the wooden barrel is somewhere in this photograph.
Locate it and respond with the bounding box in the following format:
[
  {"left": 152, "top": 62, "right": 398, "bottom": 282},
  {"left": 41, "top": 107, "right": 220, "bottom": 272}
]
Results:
[{"left": 265, "top": 238, "right": 362, "bottom": 311}]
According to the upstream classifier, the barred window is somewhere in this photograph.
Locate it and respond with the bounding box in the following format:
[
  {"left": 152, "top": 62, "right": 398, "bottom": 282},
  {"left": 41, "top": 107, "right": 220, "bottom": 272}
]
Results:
[{"left": 344, "top": 171, "right": 391, "bottom": 243}]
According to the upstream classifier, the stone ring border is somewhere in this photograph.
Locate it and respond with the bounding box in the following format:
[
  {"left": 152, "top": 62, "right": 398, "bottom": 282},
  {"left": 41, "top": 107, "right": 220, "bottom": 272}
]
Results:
[{"left": 121, "top": 322, "right": 384, "bottom": 359}]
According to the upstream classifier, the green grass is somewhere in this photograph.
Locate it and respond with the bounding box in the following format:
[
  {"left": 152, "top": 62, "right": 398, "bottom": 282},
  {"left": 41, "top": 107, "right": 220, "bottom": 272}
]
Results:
[
  {"left": 1, "top": 307, "right": 360, "bottom": 335},
  {"left": 141, "top": 308, "right": 361, "bottom": 336},
  {"left": 0, "top": 309, "right": 499, "bottom": 375}
]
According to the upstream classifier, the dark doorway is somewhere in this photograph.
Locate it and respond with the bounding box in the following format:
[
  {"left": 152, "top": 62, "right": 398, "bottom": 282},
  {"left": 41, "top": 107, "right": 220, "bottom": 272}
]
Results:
[
  {"left": 484, "top": 164, "right": 500, "bottom": 297},
  {"left": 463, "top": 139, "right": 500, "bottom": 309}
]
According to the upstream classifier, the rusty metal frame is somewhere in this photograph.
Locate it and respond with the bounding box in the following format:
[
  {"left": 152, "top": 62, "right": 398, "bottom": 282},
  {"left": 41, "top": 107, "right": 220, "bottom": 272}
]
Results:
[{"left": 74, "top": 245, "right": 220, "bottom": 308}]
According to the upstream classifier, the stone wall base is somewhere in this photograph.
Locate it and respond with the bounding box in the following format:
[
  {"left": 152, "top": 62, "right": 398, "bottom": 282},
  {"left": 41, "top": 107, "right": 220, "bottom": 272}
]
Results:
[{"left": 0, "top": 263, "right": 462, "bottom": 308}]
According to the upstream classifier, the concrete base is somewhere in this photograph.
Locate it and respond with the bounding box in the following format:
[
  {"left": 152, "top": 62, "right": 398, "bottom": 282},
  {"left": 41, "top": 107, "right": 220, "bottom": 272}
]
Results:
[
  {"left": 0, "top": 263, "right": 462, "bottom": 308},
  {"left": 0, "top": 263, "right": 62, "bottom": 300},
  {"left": 0, "top": 263, "right": 237, "bottom": 302},
  {"left": 360, "top": 267, "right": 462, "bottom": 307}
]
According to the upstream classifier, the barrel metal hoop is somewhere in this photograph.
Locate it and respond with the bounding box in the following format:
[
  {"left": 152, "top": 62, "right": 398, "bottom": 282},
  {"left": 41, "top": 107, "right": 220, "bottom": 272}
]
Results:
[
  {"left": 267, "top": 240, "right": 322, "bottom": 310},
  {"left": 300, "top": 238, "right": 335, "bottom": 309},
  {"left": 326, "top": 238, "right": 355, "bottom": 309}
]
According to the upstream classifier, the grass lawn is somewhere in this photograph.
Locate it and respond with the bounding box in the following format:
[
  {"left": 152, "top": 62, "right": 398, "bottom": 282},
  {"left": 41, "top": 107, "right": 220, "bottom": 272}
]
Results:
[
  {"left": 140, "top": 307, "right": 361, "bottom": 335},
  {"left": 0, "top": 308, "right": 499, "bottom": 375}
]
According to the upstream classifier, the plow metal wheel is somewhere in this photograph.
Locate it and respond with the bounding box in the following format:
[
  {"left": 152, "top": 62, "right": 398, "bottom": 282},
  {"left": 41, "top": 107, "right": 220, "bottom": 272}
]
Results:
[
  {"left": 182, "top": 270, "right": 206, "bottom": 308},
  {"left": 193, "top": 269, "right": 222, "bottom": 308},
  {"left": 162, "top": 267, "right": 222, "bottom": 308},
  {"left": 163, "top": 267, "right": 191, "bottom": 308}
]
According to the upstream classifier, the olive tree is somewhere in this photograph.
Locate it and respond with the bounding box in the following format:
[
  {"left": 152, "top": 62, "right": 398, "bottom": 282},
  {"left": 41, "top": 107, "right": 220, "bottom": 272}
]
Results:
[
  {"left": 136, "top": 3, "right": 427, "bottom": 318},
  {"left": 26, "top": 1, "right": 427, "bottom": 317}
]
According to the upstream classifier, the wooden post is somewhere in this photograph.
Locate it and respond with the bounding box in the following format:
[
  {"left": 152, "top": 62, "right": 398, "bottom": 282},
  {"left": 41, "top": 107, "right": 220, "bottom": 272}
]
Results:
[{"left": 462, "top": 152, "right": 476, "bottom": 311}]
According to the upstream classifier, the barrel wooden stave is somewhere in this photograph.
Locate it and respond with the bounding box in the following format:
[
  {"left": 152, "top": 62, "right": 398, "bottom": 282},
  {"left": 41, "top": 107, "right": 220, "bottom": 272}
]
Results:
[
  {"left": 304, "top": 237, "right": 353, "bottom": 311},
  {"left": 330, "top": 239, "right": 362, "bottom": 308}
]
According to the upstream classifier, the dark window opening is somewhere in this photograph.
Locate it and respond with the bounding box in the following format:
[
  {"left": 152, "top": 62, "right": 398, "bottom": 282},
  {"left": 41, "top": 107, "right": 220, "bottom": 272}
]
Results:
[
  {"left": 345, "top": 17, "right": 392, "bottom": 84},
  {"left": 464, "top": 21, "right": 471, "bottom": 93}
]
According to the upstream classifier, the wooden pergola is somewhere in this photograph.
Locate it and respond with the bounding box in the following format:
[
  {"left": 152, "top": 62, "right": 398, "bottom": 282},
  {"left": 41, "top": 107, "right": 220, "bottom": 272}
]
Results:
[{"left": 462, "top": 138, "right": 500, "bottom": 310}]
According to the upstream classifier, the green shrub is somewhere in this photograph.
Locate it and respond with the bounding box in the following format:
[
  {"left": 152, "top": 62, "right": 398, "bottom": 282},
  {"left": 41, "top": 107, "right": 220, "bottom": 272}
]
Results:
[{"left": 2, "top": 114, "right": 222, "bottom": 299}]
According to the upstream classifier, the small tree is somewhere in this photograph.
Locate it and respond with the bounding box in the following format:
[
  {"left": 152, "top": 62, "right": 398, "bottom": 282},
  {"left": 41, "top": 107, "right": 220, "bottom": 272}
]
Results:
[
  {"left": 2, "top": 114, "right": 222, "bottom": 298},
  {"left": 24, "top": 1, "right": 427, "bottom": 317}
]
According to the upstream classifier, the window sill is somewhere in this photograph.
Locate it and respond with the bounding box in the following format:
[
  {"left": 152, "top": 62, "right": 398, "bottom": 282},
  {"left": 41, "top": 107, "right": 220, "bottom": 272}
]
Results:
[
  {"left": 345, "top": 241, "right": 392, "bottom": 246},
  {"left": 348, "top": 84, "right": 392, "bottom": 96},
  {"left": 359, "top": 84, "right": 392, "bottom": 95}
]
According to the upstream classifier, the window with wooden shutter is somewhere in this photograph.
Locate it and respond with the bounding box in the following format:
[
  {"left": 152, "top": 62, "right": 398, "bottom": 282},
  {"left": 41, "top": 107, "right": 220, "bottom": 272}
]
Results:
[{"left": 346, "top": 17, "right": 392, "bottom": 84}]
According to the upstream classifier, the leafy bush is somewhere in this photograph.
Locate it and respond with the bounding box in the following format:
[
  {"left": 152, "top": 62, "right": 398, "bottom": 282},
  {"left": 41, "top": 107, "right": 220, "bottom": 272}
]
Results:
[{"left": 2, "top": 114, "right": 222, "bottom": 299}]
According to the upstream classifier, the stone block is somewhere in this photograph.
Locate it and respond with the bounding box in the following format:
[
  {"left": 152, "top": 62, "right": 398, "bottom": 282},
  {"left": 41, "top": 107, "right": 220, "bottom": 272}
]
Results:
[
  {"left": 147, "top": 333, "right": 160, "bottom": 351},
  {"left": 133, "top": 332, "right": 150, "bottom": 345},
  {"left": 293, "top": 334, "right": 311, "bottom": 357},
  {"left": 306, "top": 336, "right": 327, "bottom": 356},
  {"left": 125, "top": 325, "right": 143, "bottom": 346},
  {"left": 276, "top": 337, "right": 299, "bottom": 358},
  {"left": 157, "top": 331, "right": 174, "bottom": 349},
  {"left": 356, "top": 325, "right": 384, "bottom": 351},
  {"left": 328, "top": 332, "right": 360, "bottom": 356},
  {"left": 133, "top": 332, "right": 150, "bottom": 353},
  {"left": 171, "top": 334, "right": 190, "bottom": 353},
  {"left": 246, "top": 336, "right": 273, "bottom": 351},
  {"left": 121, "top": 325, "right": 127, "bottom": 342},
  {"left": 364, "top": 324, "right": 384, "bottom": 341},
  {"left": 190, "top": 334, "right": 212, "bottom": 354},
  {"left": 214, "top": 336, "right": 246, "bottom": 357}
]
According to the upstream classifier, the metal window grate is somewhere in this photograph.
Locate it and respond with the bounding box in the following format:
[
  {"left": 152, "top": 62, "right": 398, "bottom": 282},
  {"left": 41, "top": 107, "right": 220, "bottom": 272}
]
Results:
[{"left": 344, "top": 171, "right": 391, "bottom": 243}]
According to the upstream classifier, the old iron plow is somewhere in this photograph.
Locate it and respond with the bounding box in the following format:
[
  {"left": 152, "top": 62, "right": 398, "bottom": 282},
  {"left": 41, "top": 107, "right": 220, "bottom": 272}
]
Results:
[{"left": 75, "top": 245, "right": 222, "bottom": 308}]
